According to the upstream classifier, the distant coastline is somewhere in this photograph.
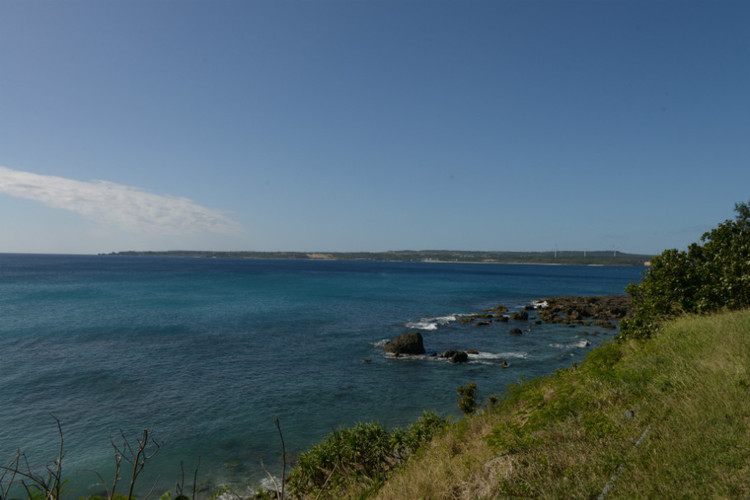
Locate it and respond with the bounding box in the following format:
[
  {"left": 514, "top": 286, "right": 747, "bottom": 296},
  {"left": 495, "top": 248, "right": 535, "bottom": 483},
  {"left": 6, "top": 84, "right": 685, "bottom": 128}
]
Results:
[{"left": 104, "top": 250, "right": 653, "bottom": 266}]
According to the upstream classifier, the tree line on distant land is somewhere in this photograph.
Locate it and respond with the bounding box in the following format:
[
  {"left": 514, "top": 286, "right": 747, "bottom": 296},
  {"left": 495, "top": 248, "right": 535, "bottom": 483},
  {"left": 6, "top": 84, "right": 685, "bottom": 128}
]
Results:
[{"left": 106, "top": 249, "right": 653, "bottom": 266}]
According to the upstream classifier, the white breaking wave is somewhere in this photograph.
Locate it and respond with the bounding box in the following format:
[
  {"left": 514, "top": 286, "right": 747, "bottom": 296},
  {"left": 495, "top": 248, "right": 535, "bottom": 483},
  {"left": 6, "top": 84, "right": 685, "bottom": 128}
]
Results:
[
  {"left": 260, "top": 476, "right": 282, "bottom": 493},
  {"left": 470, "top": 351, "right": 529, "bottom": 360},
  {"left": 405, "top": 314, "right": 458, "bottom": 331},
  {"left": 405, "top": 321, "right": 439, "bottom": 331},
  {"left": 549, "top": 339, "right": 591, "bottom": 349}
]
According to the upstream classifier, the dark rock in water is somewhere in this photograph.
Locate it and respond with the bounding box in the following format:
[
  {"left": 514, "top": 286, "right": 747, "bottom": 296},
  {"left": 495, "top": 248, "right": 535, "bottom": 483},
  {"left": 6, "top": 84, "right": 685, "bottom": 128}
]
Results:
[
  {"left": 495, "top": 315, "right": 509, "bottom": 322},
  {"left": 476, "top": 321, "right": 491, "bottom": 326},
  {"left": 524, "top": 305, "right": 536, "bottom": 311},
  {"left": 450, "top": 351, "right": 469, "bottom": 363},
  {"left": 511, "top": 310, "right": 529, "bottom": 321},
  {"left": 509, "top": 328, "right": 523, "bottom": 335},
  {"left": 383, "top": 331, "right": 425, "bottom": 355},
  {"left": 467, "top": 349, "right": 479, "bottom": 354},
  {"left": 441, "top": 350, "right": 469, "bottom": 363},
  {"left": 568, "top": 310, "right": 583, "bottom": 321},
  {"left": 486, "top": 304, "right": 508, "bottom": 313}
]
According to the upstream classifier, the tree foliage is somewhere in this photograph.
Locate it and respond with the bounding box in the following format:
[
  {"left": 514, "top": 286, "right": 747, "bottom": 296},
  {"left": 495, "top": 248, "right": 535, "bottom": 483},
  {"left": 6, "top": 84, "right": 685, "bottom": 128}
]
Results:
[{"left": 621, "top": 201, "right": 750, "bottom": 338}]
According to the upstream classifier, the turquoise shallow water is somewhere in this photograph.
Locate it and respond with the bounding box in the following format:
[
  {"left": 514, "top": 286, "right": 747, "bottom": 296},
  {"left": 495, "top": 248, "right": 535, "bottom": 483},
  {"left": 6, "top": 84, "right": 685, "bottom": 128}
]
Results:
[{"left": 0, "top": 254, "right": 644, "bottom": 496}]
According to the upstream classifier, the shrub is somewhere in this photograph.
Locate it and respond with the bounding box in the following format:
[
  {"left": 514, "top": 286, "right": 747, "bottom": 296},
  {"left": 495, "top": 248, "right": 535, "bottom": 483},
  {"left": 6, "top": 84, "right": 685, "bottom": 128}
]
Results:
[
  {"left": 456, "top": 383, "right": 478, "bottom": 415},
  {"left": 286, "top": 412, "right": 446, "bottom": 498},
  {"left": 621, "top": 200, "right": 750, "bottom": 338}
]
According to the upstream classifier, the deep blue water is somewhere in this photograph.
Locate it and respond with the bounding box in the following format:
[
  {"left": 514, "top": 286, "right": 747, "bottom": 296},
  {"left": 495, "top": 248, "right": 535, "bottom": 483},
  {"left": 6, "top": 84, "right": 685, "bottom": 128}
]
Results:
[{"left": 0, "top": 254, "right": 645, "bottom": 496}]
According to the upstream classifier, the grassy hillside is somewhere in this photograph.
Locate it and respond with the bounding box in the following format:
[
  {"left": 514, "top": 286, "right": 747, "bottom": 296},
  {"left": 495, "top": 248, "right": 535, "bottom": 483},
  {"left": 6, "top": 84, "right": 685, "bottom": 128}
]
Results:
[
  {"left": 294, "top": 309, "right": 750, "bottom": 499},
  {"left": 376, "top": 310, "right": 749, "bottom": 499}
]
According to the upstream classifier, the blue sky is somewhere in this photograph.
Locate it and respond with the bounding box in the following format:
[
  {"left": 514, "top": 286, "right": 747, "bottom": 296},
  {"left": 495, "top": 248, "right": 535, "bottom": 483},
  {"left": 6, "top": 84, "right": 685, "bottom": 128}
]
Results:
[{"left": 1, "top": 0, "right": 748, "bottom": 255}]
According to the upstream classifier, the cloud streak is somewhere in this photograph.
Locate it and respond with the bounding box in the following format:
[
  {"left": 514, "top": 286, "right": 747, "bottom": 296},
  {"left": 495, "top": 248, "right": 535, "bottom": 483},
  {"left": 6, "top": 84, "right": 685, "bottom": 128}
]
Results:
[{"left": 0, "top": 166, "right": 243, "bottom": 235}]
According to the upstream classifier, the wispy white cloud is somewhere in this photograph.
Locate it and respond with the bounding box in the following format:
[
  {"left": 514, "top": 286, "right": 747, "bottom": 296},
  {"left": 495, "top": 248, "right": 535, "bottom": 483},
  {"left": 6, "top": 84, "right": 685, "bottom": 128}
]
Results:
[{"left": 0, "top": 166, "right": 243, "bottom": 235}]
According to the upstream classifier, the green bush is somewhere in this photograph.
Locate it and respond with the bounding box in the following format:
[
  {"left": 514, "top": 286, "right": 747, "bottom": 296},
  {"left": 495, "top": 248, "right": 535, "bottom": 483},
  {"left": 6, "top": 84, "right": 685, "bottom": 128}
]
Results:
[
  {"left": 456, "top": 383, "right": 478, "bottom": 415},
  {"left": 286, "top": 412, "right": 446, "bottom": 498},
  {"left": 621, "top": 200, "right": 750, "bottom": 338}
]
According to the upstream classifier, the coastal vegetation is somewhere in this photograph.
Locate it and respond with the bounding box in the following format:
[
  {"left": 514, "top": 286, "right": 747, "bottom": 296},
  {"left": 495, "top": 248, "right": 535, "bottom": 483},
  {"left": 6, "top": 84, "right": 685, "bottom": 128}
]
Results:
[
  {"left": 285, "top": 412, "right": 446, "bottom": 499},
  {"left": 621, "top": 201, "right": 750, "bottom": 338}
]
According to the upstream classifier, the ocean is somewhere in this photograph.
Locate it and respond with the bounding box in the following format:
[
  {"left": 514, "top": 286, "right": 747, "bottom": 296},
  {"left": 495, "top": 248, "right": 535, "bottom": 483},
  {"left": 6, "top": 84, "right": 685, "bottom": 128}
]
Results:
[{"left": 0, "top": 254, "right": 645, "bottom": 497}]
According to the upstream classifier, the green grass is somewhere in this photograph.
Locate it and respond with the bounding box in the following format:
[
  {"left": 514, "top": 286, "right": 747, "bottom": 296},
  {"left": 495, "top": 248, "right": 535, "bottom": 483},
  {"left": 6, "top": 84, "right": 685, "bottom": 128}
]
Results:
[{"left": 370, "top": 309, "right": 750, "bottom": 499}]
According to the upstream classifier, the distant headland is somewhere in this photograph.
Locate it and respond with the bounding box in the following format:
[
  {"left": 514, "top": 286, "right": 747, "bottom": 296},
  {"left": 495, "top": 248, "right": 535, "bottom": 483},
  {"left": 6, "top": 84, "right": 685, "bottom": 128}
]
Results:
[{"left": 104, "top": 250, "right": 653, "bottom": 266}]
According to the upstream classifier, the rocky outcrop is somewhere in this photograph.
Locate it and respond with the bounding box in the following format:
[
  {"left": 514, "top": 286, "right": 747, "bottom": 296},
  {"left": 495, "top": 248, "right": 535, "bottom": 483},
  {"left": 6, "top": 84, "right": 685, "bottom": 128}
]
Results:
[
  {"left": 440, "top": 350, "right": 469, "bottom": 363},
  {"left": 536, "top": 295, "right": 631, "bottom": 325},
  {"left": 485, "top": 304, "right": 508, "bottom": 313},
  {"left": 382, "top": 295, "right": 630, "bottom": 363},
  {"left": 383, "top": 331, "right": 425, "bottom": 355},
  {"left": 462, "top": 311, "right": 509, "bottom": 325},
  {"left": 511, "top": 310, "right": 529, "bottom": 321}
]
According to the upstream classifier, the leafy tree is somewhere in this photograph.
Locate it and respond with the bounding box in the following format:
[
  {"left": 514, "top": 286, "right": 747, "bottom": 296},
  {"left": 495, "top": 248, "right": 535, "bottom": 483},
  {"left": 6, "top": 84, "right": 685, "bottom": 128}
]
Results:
[{"left": 621, "top": 200, "right": 750, "bottom": 338}]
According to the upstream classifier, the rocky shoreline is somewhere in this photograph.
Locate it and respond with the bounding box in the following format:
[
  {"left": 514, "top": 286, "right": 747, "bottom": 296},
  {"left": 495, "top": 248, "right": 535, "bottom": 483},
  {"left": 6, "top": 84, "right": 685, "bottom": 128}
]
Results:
[
  {"left": 382, "top": 294, "right": 632, "bottom": 363},
  {"left": 535, "top": 295, "right": 631, "bottom": 326}
]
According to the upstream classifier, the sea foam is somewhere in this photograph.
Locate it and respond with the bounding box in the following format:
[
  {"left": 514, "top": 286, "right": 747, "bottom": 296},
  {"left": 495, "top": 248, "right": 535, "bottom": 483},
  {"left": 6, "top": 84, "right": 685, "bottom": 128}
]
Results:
[
  {"left": 549, "top": 339, "right": 591, "bottom": 349},
  {"left": 405, "top": 314, "right": 458, "bottom": 331},
  {"left": 470, "top": 351, "right": 529, "bottom": 360}
]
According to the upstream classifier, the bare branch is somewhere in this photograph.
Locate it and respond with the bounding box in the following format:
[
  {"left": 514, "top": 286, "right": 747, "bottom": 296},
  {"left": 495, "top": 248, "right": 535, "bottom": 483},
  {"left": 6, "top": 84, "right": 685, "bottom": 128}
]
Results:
[
  {"left": 177, "top": 461, "right": 185, "bottom": 496},
  {"left": 274, "top": 417, "right": 286, "bottom": 500},
  {"left": 110, "top": 427, "right": 160, "bottom": 500},
  {"left": 260, "top": 459, "right": 280, "bottom": 498},
  {"left": 312, "top": 464, "right": 338, "bottom": 500},
  {"left": 110, "top": 433, "right": 124, "bottom": 498},
  {"left": 51, "top": 417, "right": 64, "bottom": 500},
  {"left": 191, "top": 457, "right": 200, "bottom": 500},
  {"left": 81, "top": 469, "right": 112, "bottom": 500},
  {"left": 139, "top": 473, "right": 161, "bottom": 500},
  {"left": 0, "top": 450, "right": 21, "bottom": 500}
]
